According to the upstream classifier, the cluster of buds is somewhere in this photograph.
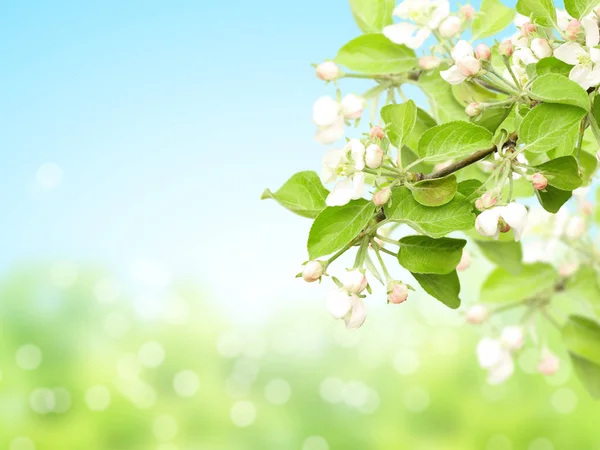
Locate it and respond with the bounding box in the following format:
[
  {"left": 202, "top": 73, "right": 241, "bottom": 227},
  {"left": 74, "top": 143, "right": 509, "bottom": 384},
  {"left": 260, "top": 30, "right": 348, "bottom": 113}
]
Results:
[
  {"left": 312, "top": 94, "right": 365, "bottom": 145},
  {"left": 441, "top": 40, "right": 483, "bottom": 85}
]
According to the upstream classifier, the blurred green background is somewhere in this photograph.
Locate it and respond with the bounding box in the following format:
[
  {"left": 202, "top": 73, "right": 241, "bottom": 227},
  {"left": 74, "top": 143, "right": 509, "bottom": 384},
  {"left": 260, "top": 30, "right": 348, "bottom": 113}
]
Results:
[{"left": 1, "top": 262, "right": 599, "bottom": 450}]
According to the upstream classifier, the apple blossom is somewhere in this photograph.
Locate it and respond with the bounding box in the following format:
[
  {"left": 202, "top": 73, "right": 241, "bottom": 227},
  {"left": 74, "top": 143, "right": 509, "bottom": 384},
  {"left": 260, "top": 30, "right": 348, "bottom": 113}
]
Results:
[
  {"left": 302, "top": 260, "right": 325, "bottom": 283},
  {"left": 501, "top": 326, "right": 525, "bottom": 350},
  {"left": 322, "top": 140, "right": 367, "bottom": 207},
  {"left": 566, "top": 19, "right": 582, "bottom": 40},
  {"left": 460, "top": 4, "right": 475, "bottom": 20},
  {"left": 316, "top": 61, "right": 340, "bottom": 81},
  {"left": 537, "top": 348, "right": 560, "bottom": 376},
  {"left": 439, "top": 16, "right": 461, "bottom": 38},
  {"left": 373, "top": 187, "right": 392, "bottom": 206},
  {"left": 477, "top": 338, "right": 515, "bottom": 384},
  {"left": 365, "top": 144, "right": 384, "bottom": 169},
  {"left": 531, "top": 38, "right": 552, "bottom": 59},
  {"left": 387, "top": 281, "right": 409, "bottom": 304},
  {"left": 499, "top": 40, "right": 514, "bottom": 56},
  {"left": 475, "top": 43, "right": 491, "bottom": 61},
  {"left": 370, "top": 125, "right": 386, "bottom": 140},
  {"left": 326, "top": 289, "right": 367, "bottom": 330},
  {"left": 383, "top": 0, "right": 450, "bottom": 49},
  {"left": 441, "top": 40, "right": 481, "bottom": 85},
  {"left": 340, "top": 269, "right": 368, "bottom": 294},
  {"left": 465, "top": 102, "right": 482, "bottom": 117},
  {"left": 476, "top": 191, "right": 497, "bottom": 210},
  {"left": 466, "top": 304, "right": 488, "bottom": 324},
  {"left": 564, "top": 216, "right": 586, "bottom": 240},
  {"left": 532, "top": 173, "right": 548, "bottom": 190},
  {"left": 476, "top": 203, "right": 528, "bottom": 241},
  {"left": 456, "top": 250, "right": 471, "bottom": 271},
  {"left": 340, "top": 94, "right": 365, "bottom": 120},
  {"left": 522, "top": 22, "right": 537, "bottom": 35},
  {"left": 313, "top": 96, "right": 340, "bottom": 128},
  {"left": 419, "top": 55, "right": 442, "bottom": 70}
]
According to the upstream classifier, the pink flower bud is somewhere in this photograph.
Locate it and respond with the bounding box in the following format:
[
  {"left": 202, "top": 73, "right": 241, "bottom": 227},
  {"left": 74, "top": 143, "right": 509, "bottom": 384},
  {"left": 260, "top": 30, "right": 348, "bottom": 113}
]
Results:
[
  {"left": 460, "top": 4, "right": 476, "bottom": 20},
  {"left": 521, "top": 22, "right": 537, "bottom": 35},
  {"left": 537, "top": 348, "right": 560, "bottom": 376},
  {"left": 499, "top": 40, "right": 514, "bottom": 57},
  {"left": 531, "top": 38, "right": 552, "bottom": 59},
  {"left": 419, "top": 55, "right": 442, "bottom": 70},
  {"left": 373, "top": 187, "right": 392, "bottom": 206},
  {"left": 478, "top": 191, "right": 497, "bottom": 209},
  {"left": 456, "top": 250, "right": 472, "bottom": 271},
  {"left": 466, "top": 304, "right": 488, "bottom": 324},
  {"left": 475, "top": 198, "right": 484, "bottom": 211},
  {"left": 316, "top": 61, "right": 341, "bottom": 81},
  {"left": 365, "top": 144, "right": 384, "bottom": 169},
  {"left": 341, "top": 269, "right": 368, "bottom": 294},
  {"left": 465, "top": 102, "right": 482, "bottom": 117},
  {"left": 581, "top": 200, "right": 593, "bottom": 216},
  {"left": 302, "top": 260, "right": 324, "bottom": 282},
  {"left": 341, "top": 94, "right": 365, "bottom": 120},
  {"left": 532, "top": 173, "right": 548, "bottom": 190},
  {"left": 566, "top": 20, "right": 582, "bottom": 40},
  {"left": 456, "top": 57, "right": 481, "bottom": 77},
  {"left": 475, "top": 43, "right": 491, "bottom": 61},
  {"left": 501, "top": 326, "right": 524, "bottom": 350},
  {"left": 370, "top": 126, "right": 386, "bottom": 140},
  {"left": 439, "top": 16, "right": 461, "bottom": 38},
  {"left": 387, "top": 282, "right": 409, "bottom": 304}
]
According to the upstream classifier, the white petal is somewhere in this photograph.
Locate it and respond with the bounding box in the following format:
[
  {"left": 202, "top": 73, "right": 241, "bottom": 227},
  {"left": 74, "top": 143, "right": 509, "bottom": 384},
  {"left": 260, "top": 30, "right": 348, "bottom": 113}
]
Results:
[
  {"left": 488, "top": 352, "right": 514, "bottom": 385},
  {"left": 531, "top": 39, "right": 553, "bottom": 60},
  {"left": 312, "top": 96, "right": 340, "bottom": 128},
  {"left": 346, "top": 139, "right": 366, "bottom": 170},
  {"left": 440, "top": 65, "right": 467, "bottom": 85},
  {"left": 583, "top": 16, "right": 600, "bottom": 47},
  {"left": 350, "top": 172, "right": 365, "bottom": 200},
  {"left": 570, "top": 63, "right": 594, "bottom": 90},
  {"left": 393, "top": 0, "right": 413, "bottom": 19},
  {"left": 557, "top": 9, "right": 574, "bottom": 31},
  {"left": 514, "top": 48, "right": 538, "bottom": 66},
  {"left": 344, "top": 295, "right": 367, "bottom": 330},
  {"left": 451, "top": 40, "right": 474, "bottom": 61},
  {"left": 586, "top": 65, "right": 600, "bottom": 88},
  {"left": 326, "top": 178, "right": 356, "bottom": 207},
  {"left": 514, "top": 13, "right": 530, "bottom": 27},
  {"left": 475, "top": 208, "right": 501, "bottom": 239},
  {"left": 554, "top": 42, "right": 587, "bottom": 65},
  {"left": 429, "top": 0, "right": 451, "bottom": 29},
  {"left": 476, "top": 338, "right": 504, "bottom": 369},
  {"left": 591, "top": 47, "right": 600, "bottom": 64},
  {"left": 315, "top": 122, "right": 345, "bottom": 146},
  {"left": 340, "top": 94, "right": 365, "bottom": 120},
  {"left": 321, "top": 148, "right": 346, "bottom": 183},
  {"left": 407, "top": 27, "right": 432, "bottom": 49},
  {"left": 383, "top": 22, "right": 419, "bottom": 45},
  {"left": 501, "top": 202, "right": 528, "bottom": 241},
  {"left": 500, "top": 326, "right": 525, "bottom": 350},
  {"left": 325, "top": 289, "right": 353, "bottom": 319},
  {"left": 511, "top": 32, "right": 529, "bottom": 49}
]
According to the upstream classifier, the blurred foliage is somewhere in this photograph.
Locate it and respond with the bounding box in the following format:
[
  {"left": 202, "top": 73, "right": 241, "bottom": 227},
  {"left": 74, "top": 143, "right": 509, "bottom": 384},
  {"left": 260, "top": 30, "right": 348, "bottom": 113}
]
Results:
[{"left": 0, "top": 263, "right": 599, "bottom": 450}]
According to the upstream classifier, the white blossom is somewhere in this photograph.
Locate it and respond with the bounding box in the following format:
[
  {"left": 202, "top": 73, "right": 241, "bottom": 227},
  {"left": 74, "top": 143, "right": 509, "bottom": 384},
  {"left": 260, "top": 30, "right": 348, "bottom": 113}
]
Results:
[
  {"left": 466, "top": 304, "right": 488, "bottom": 324},
  {"left": 340, "top": 94, "right": 365, "bottom": 120},
  {"left": 440, "top": 40, "right": 481, "bottom": 85},
  {"left": 500, "top": 326, "right": 525, "bottom": 351},
  {"left": 439, "top": 16, "right": 461, "bottom": 38},
  {"left": 321, "top": 140, "right": 366, "bottom": 206},
  {"left": 476, "top": 338, "right": 514, "bottom": 385},
  {"left": 340, "top": 269, "right": 368, "bottom": 294},
  {"left": 475, "top": 203, "right": 528, "bottom": 241},
  {"left": 383, "top": 0, "right": 450, "bottom": 49},
  {"left": 325, "top": 289, "right": 367, "bottom": 330}
]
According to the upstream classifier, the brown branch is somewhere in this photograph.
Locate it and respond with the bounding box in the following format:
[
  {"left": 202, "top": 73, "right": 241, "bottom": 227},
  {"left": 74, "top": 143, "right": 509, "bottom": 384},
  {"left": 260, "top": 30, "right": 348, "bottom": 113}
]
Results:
[{"left": 416, "top": 146, "right": 497, "bottom": 181}]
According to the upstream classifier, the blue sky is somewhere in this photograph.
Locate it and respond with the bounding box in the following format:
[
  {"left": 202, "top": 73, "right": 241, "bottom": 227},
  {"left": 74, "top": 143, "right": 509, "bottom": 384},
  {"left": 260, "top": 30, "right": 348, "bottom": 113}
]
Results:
[{"left": 0, "top": 0, "right": 560, "bottom": 319}]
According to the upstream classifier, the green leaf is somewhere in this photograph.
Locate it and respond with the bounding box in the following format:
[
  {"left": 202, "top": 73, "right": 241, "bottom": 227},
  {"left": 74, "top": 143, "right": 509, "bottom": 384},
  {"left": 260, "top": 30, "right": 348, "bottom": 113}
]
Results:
[
  {"left": 409, "top": 175, "right": 458, "bottom": 207},
  {"left": 261, "top": 171, "right": 329, "bottom": 218},
  {"left": 519, "top": 104, "right": 586, "bottom": 153},
  {"left": 565, "top": 0, "right": 600, "bottom": 19},
  {"left": 412, "top": 271, "right": 461, "bottom": 309},
  {"left": 348, "top": 0, "right": 395, "bottom": 33},
  {"left": 548, "top": 124, "right": 580, "bottom": 158},
  {"left": 536, "top": 57, "right": 573, "bottom": 77},
  {"left": 400, "top": 147, "right": 435, "bottom": 174},
  {"left": 480, "top": 263, "right": 558, "bottom": 303},
  {"left": 565, "top": 267, "right": 600, "bottom": 318},
  {"left": 570, "top": 353, "right": 600, "bottom": 399},
  {"left": 384, "top": 188, "right": 475, "bottom": 238},
  {"left": 418, "top": 69, "right": 469, "bottom": 124},
  {"left": 307, "top": 199, "right": 374, "bottom": 259},
  {"left": 516, "top": 0, "right": 557, "bottom": 27},
  {"left": 406, "top": 108, "right": 437, "bottom": 151},
  {"left": 418, "top": 121, "right": 494, "bottom": 163},
  {"left": 381, "top": 100, "right": 417, "bottom": 149},
  {"left": 534, "top": 156, "right": 583, "bottom": 191},
  {"left": 398, "top": 236, "right": 466, "bottom": 274},
  {"left": 472, "top": 0, "right": 516, "bottom": 39},
  {"left": 562, "top": 315, "right": 600, "bottom": 366},
  {"left": 528, "top": 74, "right": 591, "bottom": 111},
  {"left": 475, "top": 240, "right": 523, "bottom": 275},
  {"left": 535, "top": 185, "right": 573, "bottom": 213},
  {"left": 457, "top": 179, "right": 483, "bottom": 198},
  {"left": 579, "top": 151, "right": 598, "bottom": 185},
  {"left": 335, "top": 34, "right": 417, "bottom": 75}
]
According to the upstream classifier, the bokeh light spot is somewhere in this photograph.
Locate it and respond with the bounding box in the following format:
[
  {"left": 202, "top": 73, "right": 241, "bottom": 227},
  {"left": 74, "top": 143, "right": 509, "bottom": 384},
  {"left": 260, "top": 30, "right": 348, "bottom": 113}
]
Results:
[
  {"left": 85, "top": 385, "right": 111, "bottom": 411},
  {"left": 230, "top": 401, "right": 256, "bottom": 427},
  {"left": 264, "top": 379, "right": 291, "bottom": 405},
  {"left": 551, "top": 388, "right": 577, "bottom": 414},
  {"left": 16, "top": 345, "right": 42, "bottom": 371},
  {"left": 173, "top": 370, "right": 199, "bottom": 397},
  {"left": 139, "top": 341, "right": 166, "bottom": 368}
]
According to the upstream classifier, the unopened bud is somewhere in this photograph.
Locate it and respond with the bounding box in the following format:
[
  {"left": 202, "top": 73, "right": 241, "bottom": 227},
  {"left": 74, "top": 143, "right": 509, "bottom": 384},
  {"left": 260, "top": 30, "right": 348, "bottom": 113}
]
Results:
[
  {"left": 340, "top": 94, "right": 365, "bottom": 120},
  {"left": 521, "top": 22, "right": 537, "bottom": 35},
  {"left": 419, "top": 55, "right": 442, "bottom": 70},
  {"left": 466, "top": 102, "right": 483, "bottom": 117},
  {"left": 532, "top": 173, "right": 548, "bottom": 190},
  {"left": 501, "top": 326, "right": 525, "bottom": 350},
  {"left": 302, "top": 260, "right": 324, "bottom": 282},
  {"left": 387, "top": 282, "right": 409, "bottom": 304},
  {"left": 537, "top": 349, "right": 560, "bottom": 376},
  {"left": 439, "top": 16, "right": 461, "bottom": 38},
  {"left": 365, "top": 144, "right": 384, "bottom": 169},
  {"left": 499, "top": 40, "right": 514, "bottom": 57},
  {"left": 460, "top": 4, "right": 476, "bottom": 20},
  {"left": 456, "top": 250, "right": 472, "bottom": 271},
  {"left": 475, "top": 43, "right": 491, "bottom": 61},
  {"left": 478, "top": 191, "right": 497, "bottom": 210},
  {"left": 342, "top": 269, "right": 368, "bottom": 294},
  {"left": 373, "top": 187, "right": 392, "bottom": 206},
  {"left": 531, "top": 38, "right": 552, "bottom": 59},
  {"left": 457, "top": 57, "right": 481, "bottom": 77},
  {"left": 566, "top": 20, "right": 582, "bottom": 40},
  {"left": 466, "top": 304, "right": 488, "bottom": 324},
  {"left": 370, "top": 125, "right": 386, "bottom": 140},
  {"left": 475, "top": 198, "right": 484, "bottom": 211},
  {"left": 316, "top": 61, "right": 341, "bottom": 81}
]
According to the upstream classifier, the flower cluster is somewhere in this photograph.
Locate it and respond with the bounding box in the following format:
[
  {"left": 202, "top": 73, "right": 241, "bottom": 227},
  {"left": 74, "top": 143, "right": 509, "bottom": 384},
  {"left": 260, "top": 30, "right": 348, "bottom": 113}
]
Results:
[{"left": 312, "top": 92, "right": 365, "bottom": 145}]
